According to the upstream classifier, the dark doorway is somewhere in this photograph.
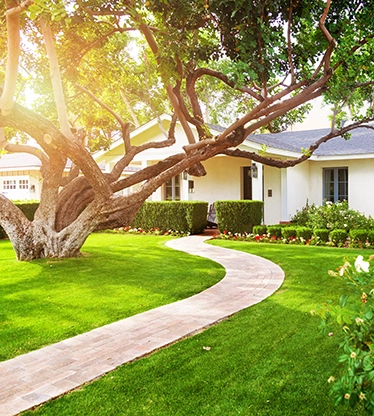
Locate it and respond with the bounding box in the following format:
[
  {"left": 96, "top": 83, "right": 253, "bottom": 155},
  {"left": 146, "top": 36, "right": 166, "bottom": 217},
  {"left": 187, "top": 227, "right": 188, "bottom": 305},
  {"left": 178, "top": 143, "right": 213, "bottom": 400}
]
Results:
[{"left": 243, "top": 167, "right": 253, "bottom": 200}]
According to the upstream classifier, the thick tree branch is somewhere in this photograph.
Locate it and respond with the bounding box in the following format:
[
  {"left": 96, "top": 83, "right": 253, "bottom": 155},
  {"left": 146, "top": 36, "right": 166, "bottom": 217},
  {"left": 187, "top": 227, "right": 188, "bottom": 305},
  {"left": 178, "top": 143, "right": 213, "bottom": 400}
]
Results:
[
  {"left": 40, "top": 17, "right": 73, "bottom": 139},
  {"left": 5, "top": 0, "right": 34, "bottom": 16},
  {"left": 0, "top": 102, "right": 112, "bottom": 200},
  {"left": 0, "top": 0, "right": 21, "bottom": 116}
]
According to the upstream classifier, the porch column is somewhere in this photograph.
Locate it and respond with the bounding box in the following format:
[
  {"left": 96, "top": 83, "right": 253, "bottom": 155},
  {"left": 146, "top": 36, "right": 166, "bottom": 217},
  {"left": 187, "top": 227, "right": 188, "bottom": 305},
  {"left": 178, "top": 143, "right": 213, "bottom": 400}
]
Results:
[
  {"left": 281, "top": 168, "right": 289, "bottom": 222},
  {"left": 251, "top": 162, "right": 263, "bottom": 202}
]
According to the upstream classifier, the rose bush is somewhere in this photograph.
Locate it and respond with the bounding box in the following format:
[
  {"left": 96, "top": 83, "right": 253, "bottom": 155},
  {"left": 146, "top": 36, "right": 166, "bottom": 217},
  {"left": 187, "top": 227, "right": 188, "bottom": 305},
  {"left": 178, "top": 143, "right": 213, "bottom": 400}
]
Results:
[{"left": 317, "top": 255, "right": 374, "bottom": 413}]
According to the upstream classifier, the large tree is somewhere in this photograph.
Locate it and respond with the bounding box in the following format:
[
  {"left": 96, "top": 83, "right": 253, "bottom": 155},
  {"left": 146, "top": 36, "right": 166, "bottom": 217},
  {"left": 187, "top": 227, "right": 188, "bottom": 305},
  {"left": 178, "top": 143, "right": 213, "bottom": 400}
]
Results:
[{"left": 0, "top": 0, "right": 374, "bottom": 260}]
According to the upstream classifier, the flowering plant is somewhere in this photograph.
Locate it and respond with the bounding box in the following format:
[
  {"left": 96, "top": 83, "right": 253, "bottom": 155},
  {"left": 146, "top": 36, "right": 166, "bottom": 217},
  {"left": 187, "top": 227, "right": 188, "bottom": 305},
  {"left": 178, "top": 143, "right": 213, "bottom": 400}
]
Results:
[{"left": 317, "top": 255, "right": 374, "bottom": 413}]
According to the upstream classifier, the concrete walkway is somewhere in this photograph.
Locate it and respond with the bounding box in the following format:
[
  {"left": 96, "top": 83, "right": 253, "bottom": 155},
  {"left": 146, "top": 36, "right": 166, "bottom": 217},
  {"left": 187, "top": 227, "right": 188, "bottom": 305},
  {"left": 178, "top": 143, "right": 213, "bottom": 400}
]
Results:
[{"left": 0, "top": 235, "right": 284, "bottom": 416}]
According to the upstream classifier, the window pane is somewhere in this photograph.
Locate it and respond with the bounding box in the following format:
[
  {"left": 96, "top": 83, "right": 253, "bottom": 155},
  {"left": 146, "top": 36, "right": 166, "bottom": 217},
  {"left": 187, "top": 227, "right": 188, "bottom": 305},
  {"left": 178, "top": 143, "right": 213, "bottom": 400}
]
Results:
[
  {"left": 323, "top": 168, "right": 348, "bottom": 203},
  {"left": 164, "top": 176, "right": 180, "bottom": 201}
]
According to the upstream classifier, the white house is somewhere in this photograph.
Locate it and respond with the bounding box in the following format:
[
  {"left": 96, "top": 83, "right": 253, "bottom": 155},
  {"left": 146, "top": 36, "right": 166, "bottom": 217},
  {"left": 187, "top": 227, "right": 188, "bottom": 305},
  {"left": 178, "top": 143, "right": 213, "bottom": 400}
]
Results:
[
  {"left": 94, "top": 115, "right": 374, "bottom": 224},
  {"left": 0, "top": 153, "right": 43, "bottom": 200},
  {"left": 3, "top": 115, "right": 374, "bottom": 225}
]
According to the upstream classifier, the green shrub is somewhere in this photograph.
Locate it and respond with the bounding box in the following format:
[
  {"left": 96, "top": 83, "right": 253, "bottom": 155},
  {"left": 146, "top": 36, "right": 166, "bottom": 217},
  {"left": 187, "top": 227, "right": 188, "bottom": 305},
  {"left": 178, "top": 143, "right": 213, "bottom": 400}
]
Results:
[
  {"left": 253, "top": 225, "right": 267, "bottom": 235},
  {"left": 292, "top": 200, "right": 372, "bottom": 231},
  {"left": 329, "top": 229, "right": 348, "bottom": 246},
  {"left": 368, "top": 230, "right": 374, "bottom": 245},
  {"left": 282, "top": 227, "right": 297, "bottom": 239},
  {"left": 267, "top": 226, "right": 283, "bottom": 239},
  {"left": 215, "top": 200, "right": 263, "bottom": 234},
  {"left": 296, "top": 226, "right": 313, "bottom": 240},
  {"left": 313, "top": 229, "right": 330, "bottom": 242},
  {"left": 349, "top": 229, "right": 369, "bottom": 244},
  {"left": 291, "top": 202, "right": 316, "bottom": 226},
  {"left": 131, "top": 201, "right": 208, "bottom": 234}
]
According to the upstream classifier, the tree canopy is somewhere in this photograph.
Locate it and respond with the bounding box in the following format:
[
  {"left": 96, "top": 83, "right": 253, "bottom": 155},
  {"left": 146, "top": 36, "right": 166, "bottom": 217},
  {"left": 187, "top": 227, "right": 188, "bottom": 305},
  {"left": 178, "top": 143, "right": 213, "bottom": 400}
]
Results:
[{"left": 1, "top": 0, "right": 374, "bottom": 260}]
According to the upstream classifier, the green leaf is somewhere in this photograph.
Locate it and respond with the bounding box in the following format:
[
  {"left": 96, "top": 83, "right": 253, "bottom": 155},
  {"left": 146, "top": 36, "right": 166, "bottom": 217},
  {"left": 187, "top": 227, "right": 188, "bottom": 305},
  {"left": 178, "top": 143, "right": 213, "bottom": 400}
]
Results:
[{"left": 340, "top": 294, "right": 349, "bottom": 308}]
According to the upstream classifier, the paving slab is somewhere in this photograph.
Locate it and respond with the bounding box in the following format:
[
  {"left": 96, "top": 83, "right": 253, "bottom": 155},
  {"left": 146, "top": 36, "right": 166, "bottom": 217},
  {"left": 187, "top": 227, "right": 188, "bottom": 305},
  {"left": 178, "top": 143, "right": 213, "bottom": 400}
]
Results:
[{"left": 0, "top": 235, "right": 284, "bottom": 416}]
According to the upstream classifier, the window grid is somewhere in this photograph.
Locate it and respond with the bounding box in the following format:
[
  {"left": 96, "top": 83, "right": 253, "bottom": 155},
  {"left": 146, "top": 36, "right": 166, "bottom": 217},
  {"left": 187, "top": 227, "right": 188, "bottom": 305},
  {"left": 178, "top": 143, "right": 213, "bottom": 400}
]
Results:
[
  {"left": 3, "top": 180, "right": 16, "bottom": 190},
  {"left": 323, "top": 168, "right": 348, "bottom": 202},
  {"left": 19, "top": 179, "right": 29, "bottom": 189},
  {"left": 165, "top": 175, "right": 181, "bottom": 201}
]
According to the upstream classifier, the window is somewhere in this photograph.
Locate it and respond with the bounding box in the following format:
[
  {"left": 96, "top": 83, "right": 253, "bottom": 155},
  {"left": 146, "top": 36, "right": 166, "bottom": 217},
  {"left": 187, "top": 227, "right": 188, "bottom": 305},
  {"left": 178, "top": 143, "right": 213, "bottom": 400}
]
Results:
[
  {"left": 164, "top": 175, "right": 180, "bottom": 201},
  {"left": 3, "top": 180, "right": 16, "bottom": 190},
  {"left": 323, "top": 167, "right": 348, "bottom": 202},
  {"left": 19, "top": 179, "right": 29, "bottom": 189}
]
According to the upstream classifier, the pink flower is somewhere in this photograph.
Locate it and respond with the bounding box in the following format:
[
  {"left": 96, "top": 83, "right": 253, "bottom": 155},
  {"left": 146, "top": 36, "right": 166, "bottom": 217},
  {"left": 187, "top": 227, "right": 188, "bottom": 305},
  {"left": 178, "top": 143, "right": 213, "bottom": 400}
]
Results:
[{"left": 328, "top": 332, "right": 333, "bottom": 337}]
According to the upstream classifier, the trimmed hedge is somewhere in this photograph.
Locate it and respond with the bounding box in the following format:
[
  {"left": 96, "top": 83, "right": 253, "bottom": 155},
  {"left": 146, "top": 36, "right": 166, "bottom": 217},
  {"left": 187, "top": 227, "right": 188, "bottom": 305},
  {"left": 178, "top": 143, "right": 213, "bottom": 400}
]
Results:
[
  {"left": 267, "top": 226, "right": 282, "bottom": 239},
  {"left": 282, "top": 227, "right": 297, "bottom": 239},
  {"left": 131, "top": 201, "right": 208, "bottom": 234},
  {"left": 314, "top": 229, "right": 330, "bottom": 242},
  {"left": 296, "top": 226, "right": 313, "bottom": 240},
  {"left": 253, "top": 225, "right": 267, "bottom": 235},
  {"left": 0, "top": 201, "right": 39, "bottom": 239},
  {"left": 215, "top": 200, "right": 264, "bottom": 234},
  {"left": 349, "top": 229, "right": 369, "bottom": 244},
  {"left": 330, "top": 229, "right": 348, "bottom": 246}
]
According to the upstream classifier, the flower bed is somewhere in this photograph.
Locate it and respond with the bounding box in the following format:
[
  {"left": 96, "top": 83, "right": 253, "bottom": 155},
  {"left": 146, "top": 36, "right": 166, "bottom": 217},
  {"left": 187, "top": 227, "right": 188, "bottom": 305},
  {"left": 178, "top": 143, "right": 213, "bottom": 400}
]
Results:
[{"left": 213, "top": 227, "right": 374, "bottom": 249}]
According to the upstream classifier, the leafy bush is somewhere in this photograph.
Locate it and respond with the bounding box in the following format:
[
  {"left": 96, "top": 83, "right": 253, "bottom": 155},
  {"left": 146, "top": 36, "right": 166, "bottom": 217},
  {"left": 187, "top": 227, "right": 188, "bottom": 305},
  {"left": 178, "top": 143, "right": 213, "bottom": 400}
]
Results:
[
  {"left": 292, "top": 201, "right": 373, "bottom": 232},
  {"left": 131, "top": 201, "right": 208, "bottom": 234},
  {"left": 253, "top": 225, "right": 267, "bottom": 235},
  {"left": 329, "top": 229, "right": 348, "bottom": 246},
  {"left": 368, "top": 230, "right": 374, "bottom": 245},
  {"left": 349, "top": 229, "right": 369, "bottom": 244},
  {"left": 267, "top": 226, "right": 283, "bottom": 239},
  {"left": 282, "top": 227, "right": 297, "bottom": 239},
  {"left": 314, "top": 229, "right": 330, "bottom": 243},
  {"left": 296, "top": 226, "right": 313, "bottom": 240},
  {"left": 317, "top": 255, "right": 374, "bottom": 413},
  {"left": 215, "top": 200, "right": 263, "bottom": 234},
  {"left": 290, "top": 202, "right": 314, "bottom": 226}
]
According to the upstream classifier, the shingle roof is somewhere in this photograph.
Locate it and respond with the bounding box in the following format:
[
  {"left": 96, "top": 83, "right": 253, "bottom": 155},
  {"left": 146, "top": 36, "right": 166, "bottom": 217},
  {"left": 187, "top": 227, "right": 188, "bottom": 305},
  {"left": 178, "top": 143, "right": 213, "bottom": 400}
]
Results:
[
  {"left": 246, "top": 126, "right": 374, "bottom": 156},
  {"left": 0, "top": 153, "right": 41, "bottom": 169}
]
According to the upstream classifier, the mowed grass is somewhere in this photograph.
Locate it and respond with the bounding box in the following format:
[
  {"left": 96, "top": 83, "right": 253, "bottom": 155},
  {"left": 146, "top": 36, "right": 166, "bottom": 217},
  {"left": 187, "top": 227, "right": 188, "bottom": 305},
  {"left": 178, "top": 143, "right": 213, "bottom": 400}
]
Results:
[
  {"left": 22, "top": 240, "right": 370, "bottom": 416},
  {"left": 0, "top": 233, "right": 224, "bottom": 361}
]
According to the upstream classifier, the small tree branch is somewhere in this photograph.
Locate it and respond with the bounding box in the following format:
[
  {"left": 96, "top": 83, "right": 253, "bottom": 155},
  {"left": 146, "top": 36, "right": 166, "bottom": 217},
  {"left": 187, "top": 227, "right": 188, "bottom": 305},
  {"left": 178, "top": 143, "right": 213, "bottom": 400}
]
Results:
[
  {"left": 138, "top": 21, "right": 197, "bottom": 145},
  {"left": 76, "top": 84, "right": 132, "bottom": 152},
  {"left": 222, "top": 122, "right": 374, "bottom": 169},
  {"left": 189, "top": 68, "right": 264, "bottom": 102},
  {"left": 287, "top": 2, "right": 295, "bottom": 84},
  {"left": 120, "top": 88, "right": 140, "bottom": 128},
  {"left": 108, "top": 116, "right": 177, "bottom": 182}
]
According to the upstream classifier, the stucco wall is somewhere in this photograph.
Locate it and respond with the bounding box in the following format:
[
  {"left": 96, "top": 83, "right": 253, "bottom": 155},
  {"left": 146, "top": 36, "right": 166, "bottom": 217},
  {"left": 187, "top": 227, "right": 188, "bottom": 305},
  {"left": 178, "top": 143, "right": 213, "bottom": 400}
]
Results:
[
  {"left": 286, "top": 163, "right": 310, "bottom": 219},
  {"left": 263, "top": 166, "right": 281, "bottom": 224},
  {"left": 309, "top": 158, "right": 374, "bottom": 218},
  {"left": 193, "top": 156, "right": 253, "bottom": 205}
]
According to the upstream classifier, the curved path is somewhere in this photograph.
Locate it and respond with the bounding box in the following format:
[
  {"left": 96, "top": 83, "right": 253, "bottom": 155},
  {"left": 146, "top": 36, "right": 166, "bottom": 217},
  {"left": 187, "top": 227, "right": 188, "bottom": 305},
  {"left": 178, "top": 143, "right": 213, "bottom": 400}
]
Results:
[{"left": 0, "top": 236, "right": 284, "bottom": 416}]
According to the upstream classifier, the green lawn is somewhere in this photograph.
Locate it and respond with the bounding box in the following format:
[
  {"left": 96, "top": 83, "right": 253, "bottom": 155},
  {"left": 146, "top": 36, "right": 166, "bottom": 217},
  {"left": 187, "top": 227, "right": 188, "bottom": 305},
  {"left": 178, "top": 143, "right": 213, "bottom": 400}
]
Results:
[
  {"left": 0, "top": 233, "right": 224, "bottom": 361},
  {"left": 20, "top": 238, "right": 371, "bottom": 415}
]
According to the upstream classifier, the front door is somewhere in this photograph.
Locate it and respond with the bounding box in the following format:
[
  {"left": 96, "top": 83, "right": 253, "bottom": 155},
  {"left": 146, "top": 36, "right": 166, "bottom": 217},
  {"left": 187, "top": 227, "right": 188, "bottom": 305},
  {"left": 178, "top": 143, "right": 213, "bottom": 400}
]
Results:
[{"left": 243, "top": 167, "right": 252, "bottom": 200}]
